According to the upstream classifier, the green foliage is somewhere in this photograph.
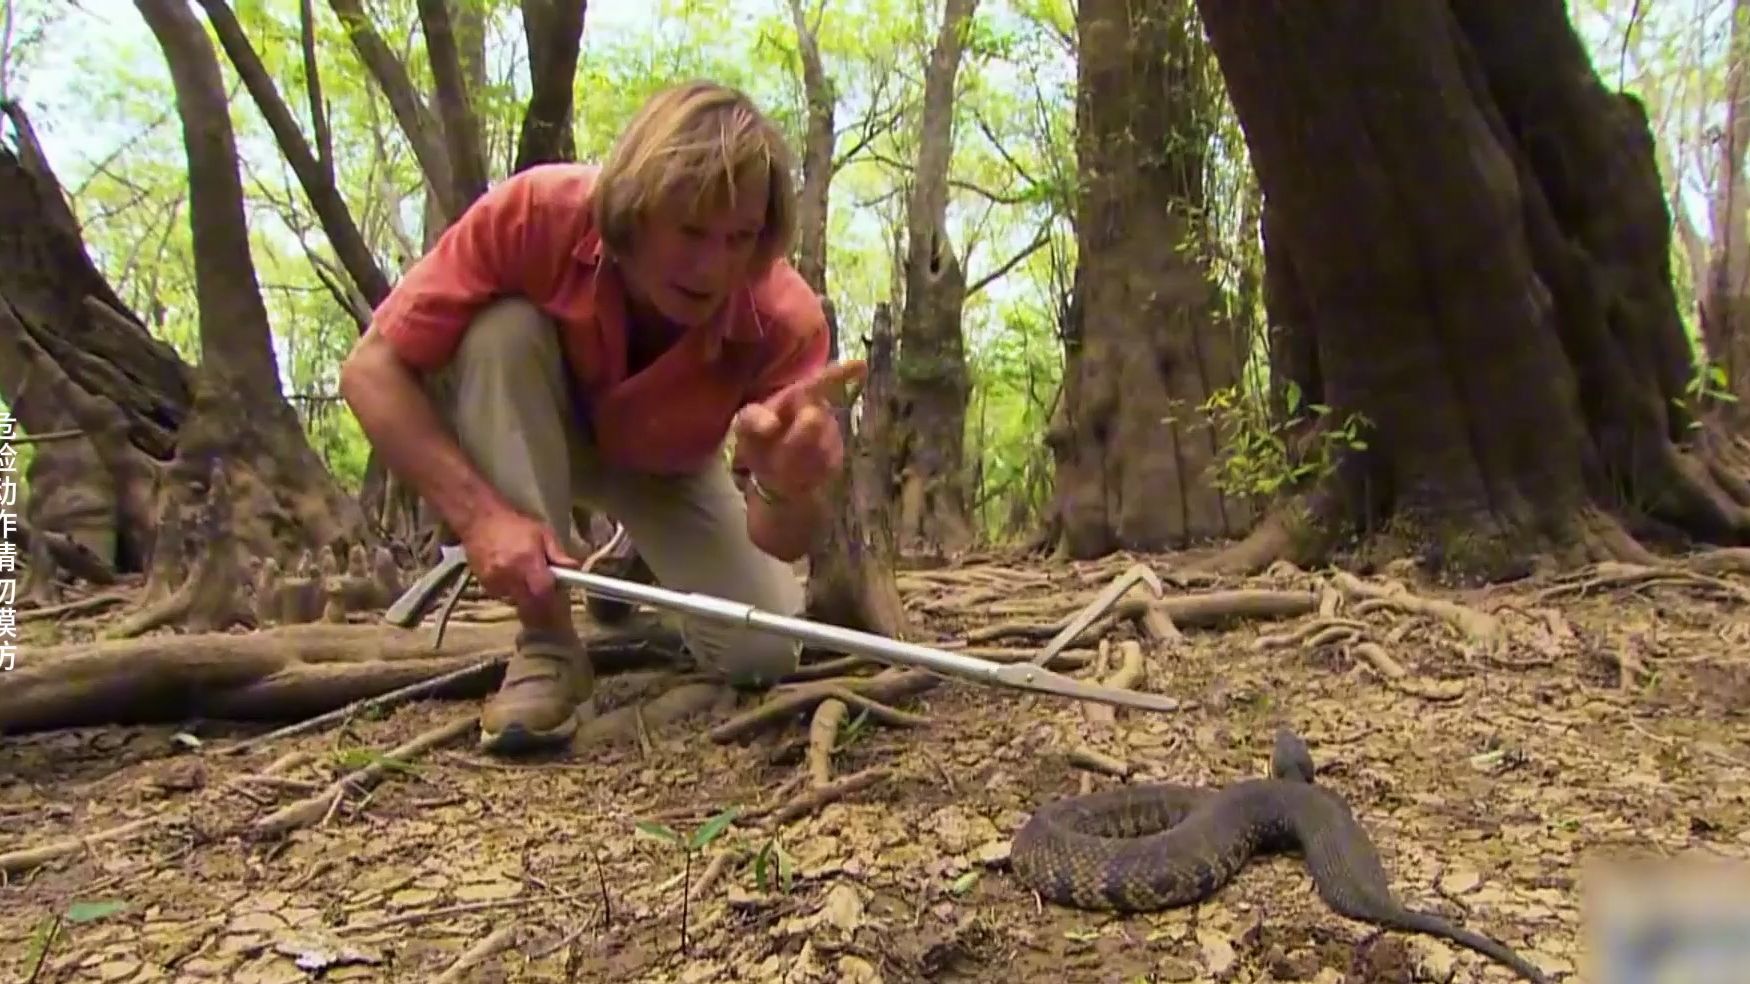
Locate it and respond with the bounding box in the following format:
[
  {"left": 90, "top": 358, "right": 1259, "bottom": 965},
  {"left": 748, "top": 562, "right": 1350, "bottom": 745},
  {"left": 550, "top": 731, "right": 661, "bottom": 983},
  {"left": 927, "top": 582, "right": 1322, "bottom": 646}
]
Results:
[
  {"left": 1199, "top": 380, "right": 1371, "bottom": 503},
  {"left": 0, "top": 0, "right": 1732, "bottom": 545}
]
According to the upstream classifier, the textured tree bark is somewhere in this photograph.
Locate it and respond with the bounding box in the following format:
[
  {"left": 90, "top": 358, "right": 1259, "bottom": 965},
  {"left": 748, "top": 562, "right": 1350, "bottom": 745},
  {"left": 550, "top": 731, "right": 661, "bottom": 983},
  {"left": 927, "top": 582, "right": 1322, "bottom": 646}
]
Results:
[
  {"left": 194, "top": 0, "right": 391, "bottom": 309},
  {"left": 512, "top": 0, "right": 587, "bottom": 172},
  {"left": 1047, "top": 0, "right": 1253, "bottom": 559},
  {"left": 892, "top": 0, "right": 979, "bottom": 557},
  {"left": 132, "top": 0, "right": 374, "bottom": 623},
  {"left": 1194, "top": 0, "right": 1750, "bottom": 579},
  {"left": 416, "top": 0, "right": 488, "bottom": 211},
  {"left": 0, "top": 119, "right": 189, "bottom": 576}
]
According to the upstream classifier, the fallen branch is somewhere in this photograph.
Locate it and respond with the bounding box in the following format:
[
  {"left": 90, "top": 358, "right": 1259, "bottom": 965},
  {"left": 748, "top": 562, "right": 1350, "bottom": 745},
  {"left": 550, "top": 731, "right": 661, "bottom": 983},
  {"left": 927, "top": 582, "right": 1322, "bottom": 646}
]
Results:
[{"left": 249, "top": 712, "right": 478, "bottom": 839}]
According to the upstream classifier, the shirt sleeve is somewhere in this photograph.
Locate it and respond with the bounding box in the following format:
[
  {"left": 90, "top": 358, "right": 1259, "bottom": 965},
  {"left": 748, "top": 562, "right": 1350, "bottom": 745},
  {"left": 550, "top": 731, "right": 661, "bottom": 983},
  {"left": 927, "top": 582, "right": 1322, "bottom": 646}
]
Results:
[{"left": 369, "top": 173, "right": 538, "bottom": 371}]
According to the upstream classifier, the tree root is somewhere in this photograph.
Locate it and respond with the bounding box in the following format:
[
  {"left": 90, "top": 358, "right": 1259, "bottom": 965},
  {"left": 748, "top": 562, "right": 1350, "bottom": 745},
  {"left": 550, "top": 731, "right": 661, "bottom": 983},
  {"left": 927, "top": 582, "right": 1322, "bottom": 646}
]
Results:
[
  {"left": 962, "top": 590, "right": 1316, "bottom": 645},
  {"left": 708, "top": 669, "right": 938, "bottom": 744},
  {"left": 760, "top": 766, "right": 888, "bottom": 826},
  {"left": 1534, "top": 559, "right": 1750, "bottom": 604},
  {"left": 216, "top": 654, "right": 509, "bottom": 756},
  {"left": 1, "top": 618, "right": 684, "bottom": 733},
  {"left": 17, "top": 589, "right": 132, "bottom": 623},
  {"left": 571, "top": 681, "right": 725, "bottom": 749},
  {"left": 807, "top": 698, "right": 848, "bottom": 788},
  {"left": 1328, "top": 570, "right": 1505, "bottom": 651},
  {"left": 105, "top": 461, "right": 253, "bottom": 638},
  {"left": 250, "top": 711, "right": 477, "bottom": 839},
  {"left": 1351, "top": 642, "right": 1467, "bottom": 702}
]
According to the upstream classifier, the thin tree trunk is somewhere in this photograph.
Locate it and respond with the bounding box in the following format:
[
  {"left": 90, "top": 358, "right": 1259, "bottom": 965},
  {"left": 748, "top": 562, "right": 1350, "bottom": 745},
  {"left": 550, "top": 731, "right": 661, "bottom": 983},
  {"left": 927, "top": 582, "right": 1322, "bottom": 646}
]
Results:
[
  {"left": 892, "top": 0, "right": 979, "bottom": 557},
  {"left": 512, "top": 0, "right": 586, "bottom": 172},
  {"left": 788, "top": 0, "right": 909, "bottom": 639},
  {"left": 195, "top": 0, "right": 391, "bottom": 309}
]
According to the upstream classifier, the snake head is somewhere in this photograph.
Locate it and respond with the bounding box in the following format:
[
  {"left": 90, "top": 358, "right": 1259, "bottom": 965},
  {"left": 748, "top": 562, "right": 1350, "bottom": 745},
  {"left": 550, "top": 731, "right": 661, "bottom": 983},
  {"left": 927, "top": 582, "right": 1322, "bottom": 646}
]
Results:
[{"left": 1270, "top": 727, "right": 1318, "bottom": 784}]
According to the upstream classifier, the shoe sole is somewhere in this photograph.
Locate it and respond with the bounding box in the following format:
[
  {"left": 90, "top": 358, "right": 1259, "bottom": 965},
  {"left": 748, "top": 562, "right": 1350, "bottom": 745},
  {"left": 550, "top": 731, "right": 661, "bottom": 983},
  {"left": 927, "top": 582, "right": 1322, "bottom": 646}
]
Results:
[{"left": 478, "top": 709, "right": 580, "bottom": 754}]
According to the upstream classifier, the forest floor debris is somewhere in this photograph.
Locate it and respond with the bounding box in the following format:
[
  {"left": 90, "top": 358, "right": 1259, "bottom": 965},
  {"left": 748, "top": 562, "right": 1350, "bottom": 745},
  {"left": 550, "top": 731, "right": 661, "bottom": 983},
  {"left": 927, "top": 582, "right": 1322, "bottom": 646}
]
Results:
[{"left": 2, "top": 549, "right": 1748, "bottom": 982}]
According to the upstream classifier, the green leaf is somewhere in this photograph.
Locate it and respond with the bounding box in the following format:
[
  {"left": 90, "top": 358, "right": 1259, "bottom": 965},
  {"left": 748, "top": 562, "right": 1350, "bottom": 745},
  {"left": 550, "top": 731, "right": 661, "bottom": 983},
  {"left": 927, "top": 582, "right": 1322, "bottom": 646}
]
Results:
[
  {"left": 753, "top": 840, "right": 773, "bottom": 892},
  {"left": 635, "top": 821, "right": 681, "bottom": 845},
  {"left": 949, "top": 870, "right": 979, "bottom": 895},
  {"left": 65, "top": 900, "right": 126, "bottom": 923},
  {"left": 690, "top": 806, "right": 741, "bottom": 850}
]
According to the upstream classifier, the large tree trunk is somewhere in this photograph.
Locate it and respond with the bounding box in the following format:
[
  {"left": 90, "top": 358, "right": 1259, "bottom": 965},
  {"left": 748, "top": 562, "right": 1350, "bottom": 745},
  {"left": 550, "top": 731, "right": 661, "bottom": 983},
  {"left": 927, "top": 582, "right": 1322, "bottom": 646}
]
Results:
[
  {"left": 0, "top": 111, "right": 191, "bottom": 579},
  {"left": 892, "top": 0, "right": 979, "bottom": 558},
  {"left": 126, "top": 0, "right": 373, "bottom": 634},
  {"left": 1195, "top": 0, "right": 1750, "bottom": 580},
  {"left": 1047, "top": 0, "right": 1253, "bottom": 559}
]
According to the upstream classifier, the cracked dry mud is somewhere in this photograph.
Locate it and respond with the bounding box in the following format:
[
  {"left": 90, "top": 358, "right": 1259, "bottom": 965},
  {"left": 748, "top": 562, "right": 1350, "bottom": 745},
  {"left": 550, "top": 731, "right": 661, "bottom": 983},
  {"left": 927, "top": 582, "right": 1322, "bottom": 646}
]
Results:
[{"left": 2, "top": 551, "right": 1747, "bottom": 983}]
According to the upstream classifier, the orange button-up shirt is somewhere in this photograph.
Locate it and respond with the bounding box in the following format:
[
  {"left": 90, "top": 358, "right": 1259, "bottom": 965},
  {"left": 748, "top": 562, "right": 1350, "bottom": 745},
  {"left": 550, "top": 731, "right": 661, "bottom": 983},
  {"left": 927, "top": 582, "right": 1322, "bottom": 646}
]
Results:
[{"left": 371, "top": 163, "right": 829, "bottom": 476}]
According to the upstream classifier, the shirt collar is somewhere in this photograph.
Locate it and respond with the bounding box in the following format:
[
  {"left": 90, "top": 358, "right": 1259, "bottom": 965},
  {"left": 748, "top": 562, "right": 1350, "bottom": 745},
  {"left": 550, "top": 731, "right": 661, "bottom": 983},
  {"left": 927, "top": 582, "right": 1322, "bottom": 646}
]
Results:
[{"left": 573, "top": 230, "right": 766, "bottom": 345}]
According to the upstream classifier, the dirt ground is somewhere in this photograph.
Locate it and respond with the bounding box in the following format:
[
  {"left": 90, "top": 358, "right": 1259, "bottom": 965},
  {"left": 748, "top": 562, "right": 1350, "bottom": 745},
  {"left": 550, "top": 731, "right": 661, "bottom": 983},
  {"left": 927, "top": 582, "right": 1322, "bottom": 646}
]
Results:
[{"left": 2, "top": 549, "right": 1747, "bottom": 983}]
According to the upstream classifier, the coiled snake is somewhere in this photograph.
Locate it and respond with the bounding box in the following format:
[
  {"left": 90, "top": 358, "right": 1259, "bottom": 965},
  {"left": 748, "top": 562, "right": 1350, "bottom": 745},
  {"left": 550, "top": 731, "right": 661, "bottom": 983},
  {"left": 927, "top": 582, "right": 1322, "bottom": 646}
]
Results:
[{"left": 1010, "top": 728, "right": 1549, "bottom": 983}]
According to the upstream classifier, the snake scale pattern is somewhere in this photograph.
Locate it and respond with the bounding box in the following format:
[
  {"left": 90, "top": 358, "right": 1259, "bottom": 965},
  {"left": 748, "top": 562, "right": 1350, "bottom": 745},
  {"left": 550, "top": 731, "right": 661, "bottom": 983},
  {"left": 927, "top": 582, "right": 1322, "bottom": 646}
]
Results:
[{"left": 1010, "top": 728, "right": 1550, "bottom": 983}]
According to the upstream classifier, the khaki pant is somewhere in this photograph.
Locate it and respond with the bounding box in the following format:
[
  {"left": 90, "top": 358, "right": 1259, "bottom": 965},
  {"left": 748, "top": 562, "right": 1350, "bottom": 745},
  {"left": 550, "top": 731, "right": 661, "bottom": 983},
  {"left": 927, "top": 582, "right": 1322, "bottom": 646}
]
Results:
[{"left": 442, "top": 297, "right": 803, "bottom": 686}]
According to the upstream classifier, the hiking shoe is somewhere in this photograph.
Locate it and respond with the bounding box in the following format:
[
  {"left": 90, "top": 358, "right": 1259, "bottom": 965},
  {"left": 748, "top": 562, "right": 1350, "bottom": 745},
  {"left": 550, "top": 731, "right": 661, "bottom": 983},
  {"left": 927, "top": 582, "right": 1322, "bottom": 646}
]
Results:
[{"left": 479, "top": 629, "right": 595, "bottom": 753}]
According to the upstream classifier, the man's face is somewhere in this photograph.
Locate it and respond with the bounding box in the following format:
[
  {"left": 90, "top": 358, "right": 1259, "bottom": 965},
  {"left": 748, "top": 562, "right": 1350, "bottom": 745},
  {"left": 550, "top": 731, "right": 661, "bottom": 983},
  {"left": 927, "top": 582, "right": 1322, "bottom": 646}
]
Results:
[{"left": 621, "top": 174, "right": 769, "bottom": 329}]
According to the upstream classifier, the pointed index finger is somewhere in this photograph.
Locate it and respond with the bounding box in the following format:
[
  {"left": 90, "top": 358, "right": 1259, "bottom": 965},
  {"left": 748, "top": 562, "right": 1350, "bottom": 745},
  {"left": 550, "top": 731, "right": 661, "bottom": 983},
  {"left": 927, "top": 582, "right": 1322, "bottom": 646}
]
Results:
[{"left": 773, "top": 359, "right": 868, "bottom": 409}]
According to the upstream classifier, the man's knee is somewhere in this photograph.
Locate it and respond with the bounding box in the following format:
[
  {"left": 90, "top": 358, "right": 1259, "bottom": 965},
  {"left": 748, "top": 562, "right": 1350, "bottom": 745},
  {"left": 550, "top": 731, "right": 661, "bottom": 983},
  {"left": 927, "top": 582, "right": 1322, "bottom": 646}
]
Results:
[
  {"left": 454, "top": 297, "right": 559, "bottom": 369},
  {"left": 691, "top": 627, "right": 800, "bottom": 690},
  {"left": 682, "top": 563, "right": 803, "bottom": 687}
]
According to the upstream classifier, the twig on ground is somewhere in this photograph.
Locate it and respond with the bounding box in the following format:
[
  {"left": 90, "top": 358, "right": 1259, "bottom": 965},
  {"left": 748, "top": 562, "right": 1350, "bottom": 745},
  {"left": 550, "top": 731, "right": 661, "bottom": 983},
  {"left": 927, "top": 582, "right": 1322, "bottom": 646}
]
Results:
[
  {"left": 764, "top": 767, "right": 888, "bottom": 826},
  {"left": 689, "top": 847, "right": 741, "bottom": 901},
  {"left": 250, "top": 713, "right": 476, "bottom": 839},
  {"left": 0, "top": 815, "right": 164, "bottom": 878},
  {"left": 432, "top": 924, "right": 518, "bottom": 984},
  {"left": 1065, "top": 745, "right": 1130, "bottom": 776}
]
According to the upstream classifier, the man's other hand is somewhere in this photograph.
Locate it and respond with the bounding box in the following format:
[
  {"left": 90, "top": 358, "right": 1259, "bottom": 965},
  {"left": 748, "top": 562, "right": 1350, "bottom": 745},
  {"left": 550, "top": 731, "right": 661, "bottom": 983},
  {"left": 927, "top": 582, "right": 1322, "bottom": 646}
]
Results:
[{"left": 731, "top": 359, "right": 867, "bottom": 500}]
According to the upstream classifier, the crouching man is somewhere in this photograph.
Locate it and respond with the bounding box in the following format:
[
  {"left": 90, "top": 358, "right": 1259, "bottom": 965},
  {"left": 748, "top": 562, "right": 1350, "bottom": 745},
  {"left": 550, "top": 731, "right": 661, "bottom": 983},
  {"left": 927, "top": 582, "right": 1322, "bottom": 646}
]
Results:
[{"left": 339, "top": 80, "right": 864, "bottom": 754}]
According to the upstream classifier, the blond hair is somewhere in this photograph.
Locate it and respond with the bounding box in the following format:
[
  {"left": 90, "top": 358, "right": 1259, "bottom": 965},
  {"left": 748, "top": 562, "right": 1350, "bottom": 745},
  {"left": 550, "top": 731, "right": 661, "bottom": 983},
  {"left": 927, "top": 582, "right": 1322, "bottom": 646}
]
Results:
[{"left": 594, "top": 80, "right": 797, "bottom": 270}]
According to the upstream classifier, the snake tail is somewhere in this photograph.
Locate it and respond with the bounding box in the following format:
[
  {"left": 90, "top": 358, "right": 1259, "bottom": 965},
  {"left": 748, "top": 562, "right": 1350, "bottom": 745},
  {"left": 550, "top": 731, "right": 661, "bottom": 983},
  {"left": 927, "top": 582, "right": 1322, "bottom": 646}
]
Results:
[{"left": 1369, "top": 907, "right": 1550, "bottom": 984}]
